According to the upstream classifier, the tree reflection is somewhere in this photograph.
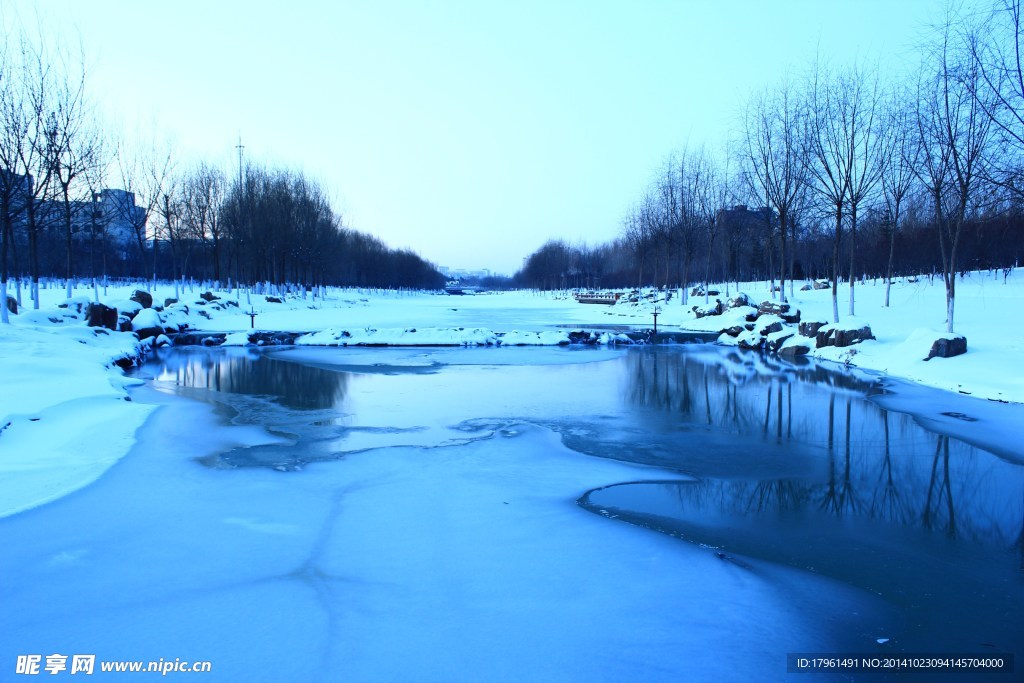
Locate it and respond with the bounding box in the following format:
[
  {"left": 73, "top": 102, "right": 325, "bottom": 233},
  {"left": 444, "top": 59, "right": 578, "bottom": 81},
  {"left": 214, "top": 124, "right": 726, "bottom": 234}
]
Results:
[
  {"left": 618, "top": 347, "right": 1024, "bottom": 546},
  {"left": 147, "top": 348, "right": 350, "bottom": 411}
]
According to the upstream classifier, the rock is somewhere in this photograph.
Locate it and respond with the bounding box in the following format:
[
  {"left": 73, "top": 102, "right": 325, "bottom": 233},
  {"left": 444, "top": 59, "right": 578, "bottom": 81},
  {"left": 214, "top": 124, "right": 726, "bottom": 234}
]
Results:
[
  {"left": 813, "top": 280, "right": 830, "bottom": 290},
  {"left": 249, "top": 331, "right": 303, "bottom": 345},
  {"left": 722, "top": 325, "right": 745, "bottom": 337},
  {"left": 780, "top": 308, "right": 801, "bottom": 324},
  {"left": 85, "top": 302, "right": 118, "bottom": 330},
  {"left": 266, "top": 296, "right": 283, "bottom": 304},
  {"left": 199, "top": 291, "right": 220, "bottom": 302},
  {"left": 817, "top": 325, "right": 874, "bottom": 348},
  {"left": 834, "top": 326, "right": 874, "bottom": 347},
  {"left": 153, "top": 334, "right": 172, "bottom": 347},
  {"left": 758, "top": 320, "right": 783, "bottom": 335},
  {"left": 799, "top": 321, "right": 826, "bottom": 338},
  {"left": 725, "top": 293, "right": 749, "bottom": 308},
  {"left": 779, "top": 340, "right": 812, "bottom": 357},
  {"left": 4, "top": 295, "right": 15, "bottom": 315},
  {"left": 132, "top": 308, "right": 162, "bottom": 330},
  {"left": 164, "top": 298, "right": 178, "bottom": 307},
  {"left": 766, "top": 332, "right": 794, "bottom": 353},
  {"left": 132, "top": 308, "right": 164, "bottom": 341},
  {"left": 117, "top": 315, "right": 133, "bottom": 332},
  {"left": 736, "top": 334, "right": 763, "bottom": 351},
  {"left": 925, "top": 335, "right": 967, "bottom": 360},
  {"left": 58, "top": 297, "right": 91, "bottom": 314},
  {"left": 692, "top": 300, "right": 723, "bottom": 318},
  {"left": 757, "top": 300, "right": 791, "bottom": 317},
  {"left": 130, "top": 290, "right": 153, "bottom": 309}
]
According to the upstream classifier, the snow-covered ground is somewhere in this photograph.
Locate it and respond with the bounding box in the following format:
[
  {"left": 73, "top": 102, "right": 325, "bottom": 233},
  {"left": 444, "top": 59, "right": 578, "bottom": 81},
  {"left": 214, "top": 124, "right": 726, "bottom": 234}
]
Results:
[{"left": 0, "top": 270, "right": 1021, "bottom": 519}]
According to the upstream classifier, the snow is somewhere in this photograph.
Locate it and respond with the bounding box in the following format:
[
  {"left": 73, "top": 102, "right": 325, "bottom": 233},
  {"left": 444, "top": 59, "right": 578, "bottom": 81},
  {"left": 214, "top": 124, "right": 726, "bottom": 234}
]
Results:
[
  {"left": 130, "top": 307, "right": 162, "bottom": 330},
  {"left": 2, "top": 272, "right": 1024, "bottom": 519},
  {"left": 1, "top": 274, "right": 1020, "bottom": 680}
]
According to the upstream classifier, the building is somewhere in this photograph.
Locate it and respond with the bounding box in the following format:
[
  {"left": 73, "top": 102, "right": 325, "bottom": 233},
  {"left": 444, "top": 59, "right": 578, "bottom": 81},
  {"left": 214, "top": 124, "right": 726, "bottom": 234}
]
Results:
[{"left": 3, "top": 172, "right": 147, "bottom": 253}]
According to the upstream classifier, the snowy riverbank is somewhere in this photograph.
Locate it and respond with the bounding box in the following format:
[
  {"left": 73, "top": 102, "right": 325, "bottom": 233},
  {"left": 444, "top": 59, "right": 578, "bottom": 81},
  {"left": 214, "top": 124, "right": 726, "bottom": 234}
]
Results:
[{"left": 0, "top": 269, "right": 1022, "bottom": 518}]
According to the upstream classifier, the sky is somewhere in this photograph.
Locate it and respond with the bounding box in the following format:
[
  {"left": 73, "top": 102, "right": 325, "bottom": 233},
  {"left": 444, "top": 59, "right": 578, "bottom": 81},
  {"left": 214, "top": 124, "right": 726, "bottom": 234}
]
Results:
[{"left": 3, "top": 0, "right": 965, "bottom": 275}]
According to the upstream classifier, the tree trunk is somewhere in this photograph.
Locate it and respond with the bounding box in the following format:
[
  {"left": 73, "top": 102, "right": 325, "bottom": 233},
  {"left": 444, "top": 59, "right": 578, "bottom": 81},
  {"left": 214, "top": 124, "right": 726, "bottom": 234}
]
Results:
[
  {"left": 848, "top": 203, "right": 857, "bottom": 317},
  {"left": 831, "top": 204, "right": 843, "bottom": 323},
  {"left": 884, "top": 214, "right": 896, "bottom": 308}
]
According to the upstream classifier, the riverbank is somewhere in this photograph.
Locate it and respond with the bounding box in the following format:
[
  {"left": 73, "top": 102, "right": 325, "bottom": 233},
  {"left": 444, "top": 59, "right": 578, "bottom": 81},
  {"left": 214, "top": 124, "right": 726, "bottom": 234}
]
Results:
[{"left": 0, "top": 270, "right": 1021, "bottom": 518}]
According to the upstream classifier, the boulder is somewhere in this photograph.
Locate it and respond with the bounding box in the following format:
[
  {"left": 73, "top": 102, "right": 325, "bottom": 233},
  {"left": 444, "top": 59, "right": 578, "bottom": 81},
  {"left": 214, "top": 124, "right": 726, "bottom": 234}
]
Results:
[
  {"left": 757, "top": 300, "right": 791, "bottom": 317},
  {"left": 756, "top": 316, "right": 784, "bottom": 336},
  {"left": 199, "top": 291, "right": 220, "bottom": 302},
  {"left": 834, "top": 326, "right": 875, "bottom": 347},
  {"left": 799, "top": 321, "right": 827, "bottom": 338},
  {"left": 130, "top": 290, "right": 153, "bottom": 309},
  {"left": 117, "top": 315, "right": 133, "bottom": 332},
  {"left": 925, "top": 335, "right": 967, "bottom": 361},
  {"left": 58, "top": 296, "right": 91, "bottom": 314},
  {"left": 266, "top": 296, "right": 283, "bottom": 304},
  {"left": 164, "top": 298, "right": 178, "bottom": 307},
  {"left": 692, "top": 300, "right": 723, "bottom": 318},
  {"left": 85, "top": 302, "right": 118, "bottom": 330},
  {"left": 5, "top": 295, "right": 17, "bottom": 315},
  {"left": 736, "top": 334, "right": 764, "bottom": 351},
  {"left": 725, "top": 293, "right": 749, "bottom": 308},
  {"left": 132, "top": 308, "right": 164, "bottom": 340},
  {"left": 780, "top": 308, "right": 801, "bottom": 324},
  {"left": 813, "top": 280, "right": 830, "bottom": 290},
  {"left": 817, "top": 325, "right": 874, "bottom": 348},
  {"left": 779, "top": 340, "right": 812, "bottom": 358},
  {"left": 766, "top": 332, "right": 794, "bottom": 353},
  {"left": 722, "top": 325, "right": 745, "bottom": 337}
]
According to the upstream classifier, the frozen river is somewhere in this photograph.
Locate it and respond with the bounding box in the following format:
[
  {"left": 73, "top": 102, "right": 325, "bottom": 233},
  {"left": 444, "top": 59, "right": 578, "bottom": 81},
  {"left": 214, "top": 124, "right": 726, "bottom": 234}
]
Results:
[{"left": 2, "top": 345, "right": 1022, "bottom": 681}]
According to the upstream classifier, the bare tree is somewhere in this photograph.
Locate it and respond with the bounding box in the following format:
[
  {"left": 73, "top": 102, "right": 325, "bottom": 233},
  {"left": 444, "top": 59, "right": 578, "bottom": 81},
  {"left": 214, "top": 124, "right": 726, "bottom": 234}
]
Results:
[
  {"left": 0, "top": 39, "right": 26, "bottom": 323},
  {"left": 694, "top": 148, "right": 730, "bottom": 304},
  {"left": 807, "top": 61, "right": 862, "bottom": 322},
  {"left": 13, "top": 34, "right": 61, "bottom": 310},
  {"left": 180, "top": 161, "right": 226, "bottom": 282},
  {"left": 843, "top": 63, "right": 888, "bottom": 316},
  {"left": 743, "top": 79, "right": 808, "bottom": 305},
  {"left": 47, "top": 47, "right": 103, "bottom": 298},
  {"left": 116, "top": 134, "right": 174, "bottom": 282},
  {"left": 915, "top": 15, "right": 996, "bottom": 333},
  {"left": 880, "top": 91, "right": 921, "bottom": 307},
  {"left": 970, "top": 0, "right": 1024, "bottom": 198}
]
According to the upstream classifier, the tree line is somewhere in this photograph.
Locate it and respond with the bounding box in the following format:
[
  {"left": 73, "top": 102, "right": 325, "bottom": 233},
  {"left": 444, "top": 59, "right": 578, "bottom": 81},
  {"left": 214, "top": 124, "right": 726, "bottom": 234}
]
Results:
[
  {"left": 0, "top": 23, "right": 443, "bottom": 323},
  {"left": 515, "top": 1, "right": 1024, "bottom": 334}
]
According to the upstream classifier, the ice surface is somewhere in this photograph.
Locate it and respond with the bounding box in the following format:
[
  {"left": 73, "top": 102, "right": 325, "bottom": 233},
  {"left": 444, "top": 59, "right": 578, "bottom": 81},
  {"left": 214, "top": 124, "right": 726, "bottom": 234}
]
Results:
[{"left": 1, "top": 384, "right": 896, "bottom": 682}]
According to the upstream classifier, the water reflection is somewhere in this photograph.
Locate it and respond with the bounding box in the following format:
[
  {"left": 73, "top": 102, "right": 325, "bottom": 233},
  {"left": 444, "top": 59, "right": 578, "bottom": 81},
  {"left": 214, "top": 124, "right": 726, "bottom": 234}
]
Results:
[
  {"left": 585, "top": 346, "right": 1024, "bottom": 655},
  {"left": 140, "top": 347, "right": 351, "bottom": 411},
  {"left": 134, "top": 348, "right": 355, "bottom": 470},
  {"left": 612, "top": 348, "right": 1023, "bottom": 546}
]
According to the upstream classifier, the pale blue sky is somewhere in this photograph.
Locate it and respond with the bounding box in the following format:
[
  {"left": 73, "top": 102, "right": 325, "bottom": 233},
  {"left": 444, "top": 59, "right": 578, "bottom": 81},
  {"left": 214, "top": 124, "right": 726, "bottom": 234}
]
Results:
[{"left": 7, "top": 0, "right": 957, "bottom": 274}]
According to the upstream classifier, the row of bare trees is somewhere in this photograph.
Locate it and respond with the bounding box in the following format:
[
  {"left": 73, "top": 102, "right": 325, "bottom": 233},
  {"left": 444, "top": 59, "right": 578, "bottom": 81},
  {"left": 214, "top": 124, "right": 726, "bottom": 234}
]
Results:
[
  {"left": 516, "top": 1, "right": 1024, "bottom": 334},
  {"left": 0, "top": 23, "right": 443, "bottom": 325}
]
